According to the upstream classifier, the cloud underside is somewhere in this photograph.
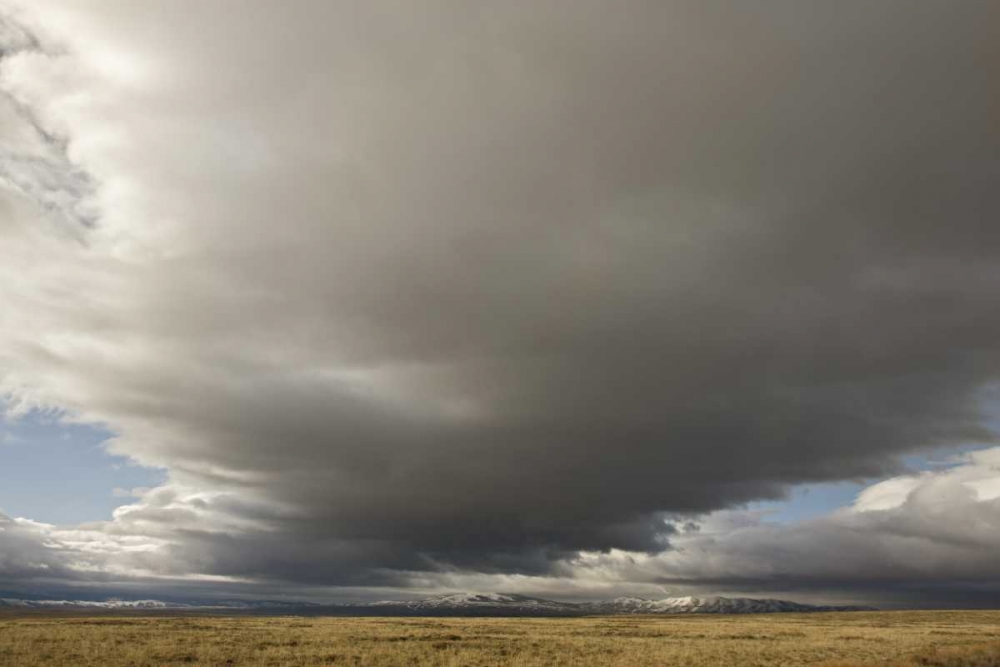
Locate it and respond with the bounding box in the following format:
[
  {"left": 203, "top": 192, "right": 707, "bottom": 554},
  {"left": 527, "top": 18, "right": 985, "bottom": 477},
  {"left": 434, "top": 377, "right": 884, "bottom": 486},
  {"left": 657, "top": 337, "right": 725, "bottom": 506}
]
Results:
[
  {"left": 5, "top": 448, "right": 1000, "bottom": 605},
  {"left": 1, "top": 1, "right": 999, "bottom": 601}
]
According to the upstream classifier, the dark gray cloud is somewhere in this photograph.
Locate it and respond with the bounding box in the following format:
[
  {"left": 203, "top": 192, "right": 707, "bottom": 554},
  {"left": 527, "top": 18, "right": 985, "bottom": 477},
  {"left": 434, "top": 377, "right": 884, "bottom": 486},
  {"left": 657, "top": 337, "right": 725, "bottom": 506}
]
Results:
[
  {"left": 1, "top": 0, "right": 999, "bottom": 602},
  {"left": 0, "top": 513, "right": 68, "bottom": 580},
  {"left": 569, "top": 448, "right": 1000, "bottom": 607}
]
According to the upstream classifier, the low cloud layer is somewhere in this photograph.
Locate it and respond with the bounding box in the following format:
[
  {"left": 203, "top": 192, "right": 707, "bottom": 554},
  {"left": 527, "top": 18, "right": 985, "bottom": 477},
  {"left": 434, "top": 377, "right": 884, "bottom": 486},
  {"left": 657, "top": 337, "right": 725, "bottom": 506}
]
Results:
[
  {"left": 569, "top": 447, "right": 1000, "bottom": 606},
  {"left": 5, "top": 448, "right": 1000, "bottom": 606},
  {"left": 1, "top": 1, "right": 999, "bottom": 604}
]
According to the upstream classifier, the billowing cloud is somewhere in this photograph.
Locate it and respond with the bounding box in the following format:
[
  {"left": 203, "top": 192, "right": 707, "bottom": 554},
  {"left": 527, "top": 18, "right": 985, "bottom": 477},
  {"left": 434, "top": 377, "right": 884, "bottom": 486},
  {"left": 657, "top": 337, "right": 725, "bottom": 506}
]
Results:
[
  {"left": 568, "top": 447, "right": 1000, "bottom": 606},
  {"left": 1, "top": 1, "right": 999, "bottom": 602}
]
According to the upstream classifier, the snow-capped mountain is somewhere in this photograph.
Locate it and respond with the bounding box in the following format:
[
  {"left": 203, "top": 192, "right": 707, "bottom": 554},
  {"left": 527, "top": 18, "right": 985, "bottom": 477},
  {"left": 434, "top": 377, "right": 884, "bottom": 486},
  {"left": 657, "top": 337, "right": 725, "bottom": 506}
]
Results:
[
  {"left": 583, "top": 596, "right": 872, "bottom": 614},
  {"left": 0, "top": 598, "right": 318, "bottom": 611},
  {"left": 0, "top": 593, "right": 873, "bottom": 615},
  {"left": 365, "top": 593, "right": 579, "bottom": 616},
  {"left": 0, "top": 598, "right": 175, "bottom": 610},
  {"left": 358, "top": 593, "right": 872, "bottom": 616}
]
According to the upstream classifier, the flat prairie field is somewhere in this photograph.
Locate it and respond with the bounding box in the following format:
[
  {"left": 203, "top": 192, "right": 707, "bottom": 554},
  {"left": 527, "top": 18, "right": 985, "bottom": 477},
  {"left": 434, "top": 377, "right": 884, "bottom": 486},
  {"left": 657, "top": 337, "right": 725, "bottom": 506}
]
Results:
[{"left": 1, "top": 611, "right": 999, "bottom": 667}]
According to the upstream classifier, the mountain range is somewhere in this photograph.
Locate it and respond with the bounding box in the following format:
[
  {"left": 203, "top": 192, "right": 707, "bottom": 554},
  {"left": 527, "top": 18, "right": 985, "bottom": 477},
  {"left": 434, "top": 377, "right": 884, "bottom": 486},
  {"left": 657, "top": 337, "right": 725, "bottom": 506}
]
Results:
[{"left": 1, "top": 592, "right": 874, "bottom": 616}]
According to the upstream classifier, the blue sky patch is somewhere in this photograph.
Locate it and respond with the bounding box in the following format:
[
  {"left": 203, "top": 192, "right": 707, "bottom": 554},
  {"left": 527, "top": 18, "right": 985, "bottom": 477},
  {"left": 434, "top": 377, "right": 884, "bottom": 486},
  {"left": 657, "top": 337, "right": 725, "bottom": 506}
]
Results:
[{"left": 0, "top": 410, "right": 165, "bottom": 524}]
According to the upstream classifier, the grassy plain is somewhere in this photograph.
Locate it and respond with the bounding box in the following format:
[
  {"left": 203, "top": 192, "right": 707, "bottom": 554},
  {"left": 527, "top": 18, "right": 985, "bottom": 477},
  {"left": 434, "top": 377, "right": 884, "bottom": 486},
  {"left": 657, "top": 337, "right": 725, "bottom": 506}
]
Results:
[{"left": 1, "top": 610, "right": 999, "bottom": 666}]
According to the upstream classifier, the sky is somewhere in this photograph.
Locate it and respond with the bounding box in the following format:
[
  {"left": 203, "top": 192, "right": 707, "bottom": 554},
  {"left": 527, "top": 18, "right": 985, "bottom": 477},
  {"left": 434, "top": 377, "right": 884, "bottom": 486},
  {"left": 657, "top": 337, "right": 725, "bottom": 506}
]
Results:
[
  {"left": 0, "top": 410, "right": 163, "bottom": 524},
  {"left": 1, "top": 0, "right": 999, "bottom": 609}
]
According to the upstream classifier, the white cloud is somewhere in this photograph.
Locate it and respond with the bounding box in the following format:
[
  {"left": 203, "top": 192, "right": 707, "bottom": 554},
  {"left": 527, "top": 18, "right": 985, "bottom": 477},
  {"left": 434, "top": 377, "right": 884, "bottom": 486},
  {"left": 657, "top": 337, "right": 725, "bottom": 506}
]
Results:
[{"left": 564, "top": 447, "right": 1000, "bottom": 605}]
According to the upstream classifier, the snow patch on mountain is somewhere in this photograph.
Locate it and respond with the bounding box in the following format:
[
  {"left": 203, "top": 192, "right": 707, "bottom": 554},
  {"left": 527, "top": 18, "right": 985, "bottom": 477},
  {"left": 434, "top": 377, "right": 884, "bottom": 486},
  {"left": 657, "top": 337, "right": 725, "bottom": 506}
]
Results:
[
  {"left": 0, "top": 592, "right": 874, "bottom": 615},
  {"left": 362, "top": 593, "right": 872, "bottom": 616},
  {"left": 0, "top": 598, "right": 319, "bottom": 611},
  {"left": 585, "top": 595, "right": 870, "bottom": 614},
  {"left": 0, "top": 598, "right": 175, "bottom": 610},
  {"left": 367, "top": 593, "right": 578, "bottom": 615}
]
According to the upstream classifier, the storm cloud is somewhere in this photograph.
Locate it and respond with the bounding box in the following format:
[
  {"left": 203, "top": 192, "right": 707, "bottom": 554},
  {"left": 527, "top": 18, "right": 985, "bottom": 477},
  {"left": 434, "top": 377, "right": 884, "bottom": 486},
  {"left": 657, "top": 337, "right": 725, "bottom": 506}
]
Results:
[{"left": 1, "top": 1, "right": 999, "bottom": 603}]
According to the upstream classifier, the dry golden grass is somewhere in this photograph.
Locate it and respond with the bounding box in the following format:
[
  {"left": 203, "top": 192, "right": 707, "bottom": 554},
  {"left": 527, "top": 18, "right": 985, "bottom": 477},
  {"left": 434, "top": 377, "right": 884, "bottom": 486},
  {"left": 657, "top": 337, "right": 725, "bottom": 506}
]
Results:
[{"left": 0, "top": 610, "right": 999, "bottom": 666}]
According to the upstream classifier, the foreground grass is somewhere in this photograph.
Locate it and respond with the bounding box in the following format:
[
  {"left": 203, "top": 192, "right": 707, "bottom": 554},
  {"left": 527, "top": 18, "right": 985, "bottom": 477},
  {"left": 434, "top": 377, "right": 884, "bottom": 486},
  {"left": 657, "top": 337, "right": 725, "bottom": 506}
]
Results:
[{"left": 1, "top": 610, "right": 999, "bottom": 666}]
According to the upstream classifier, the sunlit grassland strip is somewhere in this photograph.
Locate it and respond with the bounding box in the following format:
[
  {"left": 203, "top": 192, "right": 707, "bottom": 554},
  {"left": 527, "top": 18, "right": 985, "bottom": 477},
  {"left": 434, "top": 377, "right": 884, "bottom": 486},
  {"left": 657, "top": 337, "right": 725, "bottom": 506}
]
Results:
[{"left": 1, "top": 610, "right": 999, "bottom": 666}]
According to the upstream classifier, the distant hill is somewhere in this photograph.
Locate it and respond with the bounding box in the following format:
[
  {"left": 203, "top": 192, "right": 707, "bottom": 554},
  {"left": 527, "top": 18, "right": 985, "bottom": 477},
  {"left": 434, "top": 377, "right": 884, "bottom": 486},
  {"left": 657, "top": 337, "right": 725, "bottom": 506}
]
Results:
[
  {"left": 0, "top": 598, "right": 316, "bottom": 611},
  {"left": 2, "top": 592, "right": 874, "bottom": 616},
  {"left": 360, "top": 592, "right": 580, "bottom": 616},
  {"left": 581, "top": 595, "right": 874, "bottom": 615}
]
